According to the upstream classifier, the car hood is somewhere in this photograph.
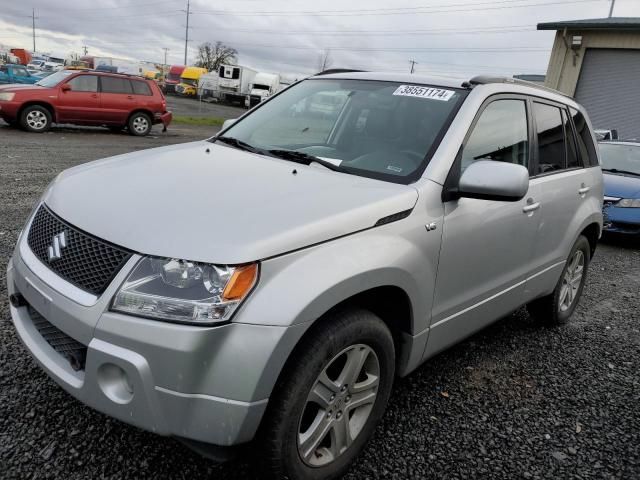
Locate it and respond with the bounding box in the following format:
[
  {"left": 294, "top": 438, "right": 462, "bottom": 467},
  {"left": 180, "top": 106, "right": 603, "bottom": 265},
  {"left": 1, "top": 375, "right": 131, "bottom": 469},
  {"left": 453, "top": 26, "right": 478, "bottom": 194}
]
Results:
[
  {"left": 43, "top": 141, "right": 418, "bottom": 264},
  {"left": 0, "top": 84, "right": 44, "bottom": 92},
  {"left": 603, "top": 172, "right": 640, "bottom": 199}
]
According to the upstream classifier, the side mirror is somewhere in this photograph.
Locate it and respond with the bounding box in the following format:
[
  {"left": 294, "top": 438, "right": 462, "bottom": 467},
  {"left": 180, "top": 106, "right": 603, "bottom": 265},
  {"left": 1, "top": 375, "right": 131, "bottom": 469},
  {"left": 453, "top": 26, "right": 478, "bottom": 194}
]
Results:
[
  {"left": 61, "top": 83, "right": 72, "bottom": 92},
  {"left": 458, "top": 160, "right": 529, "bottom": 202},
  {"left": 221, "top": 118, "right": 236, "bottom": 130}
]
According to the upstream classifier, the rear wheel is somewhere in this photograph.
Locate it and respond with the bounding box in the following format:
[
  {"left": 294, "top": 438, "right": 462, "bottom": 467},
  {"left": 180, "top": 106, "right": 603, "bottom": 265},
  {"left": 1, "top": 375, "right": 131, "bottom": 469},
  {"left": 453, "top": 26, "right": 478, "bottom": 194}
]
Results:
[
  {"left": 528, "top": 235, "right": 591, "bottom": 325},
  {"left": 127, "top": 112, "right": 152, "bottom": 136},
  {"left": 257, "top": 309, "right": 395, "bottom": 480},
  {"left": 20, "top": 105, "right": 52, "bottom": 133}
]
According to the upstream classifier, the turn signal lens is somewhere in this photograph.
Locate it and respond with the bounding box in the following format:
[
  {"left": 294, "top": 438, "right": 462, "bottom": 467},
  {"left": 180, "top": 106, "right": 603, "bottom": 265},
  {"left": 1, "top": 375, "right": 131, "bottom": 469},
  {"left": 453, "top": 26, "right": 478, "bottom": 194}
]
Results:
[{"left": 223, "top": 264, "right": 259, "bottom": 300}]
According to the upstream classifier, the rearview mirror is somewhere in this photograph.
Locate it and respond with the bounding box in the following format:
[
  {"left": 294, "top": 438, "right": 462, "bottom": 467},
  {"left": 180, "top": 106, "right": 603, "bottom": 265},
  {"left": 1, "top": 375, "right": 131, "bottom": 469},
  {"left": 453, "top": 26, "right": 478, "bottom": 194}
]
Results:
[
  {"left": 61, "top": 83, "right": 71, "bottom": 92},
  {"left": 222, "top": 118, "right": 236, "bottom": 130},
  {"left": 458, "top": 160, "right": 529, "bottom": 202}
]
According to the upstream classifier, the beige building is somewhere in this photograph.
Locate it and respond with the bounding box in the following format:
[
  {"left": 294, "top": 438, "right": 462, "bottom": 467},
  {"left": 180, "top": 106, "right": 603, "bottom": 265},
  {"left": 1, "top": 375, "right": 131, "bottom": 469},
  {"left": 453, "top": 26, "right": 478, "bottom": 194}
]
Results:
[{"left": 538, "top": 17, "right": 640, "bottom": 139}]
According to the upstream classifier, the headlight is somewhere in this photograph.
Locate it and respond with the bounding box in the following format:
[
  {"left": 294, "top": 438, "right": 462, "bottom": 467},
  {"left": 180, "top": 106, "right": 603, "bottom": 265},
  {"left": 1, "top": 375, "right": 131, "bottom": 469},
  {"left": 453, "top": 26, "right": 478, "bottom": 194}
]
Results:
[
  {"left": 617, "top": 198, "right": 640, "bottom": 208},
  {"left": 111, "top": 257, "right": 258, "bottom": 325},
  {"left": 0, "top": 93, "right": 15, "bottom": 101}
]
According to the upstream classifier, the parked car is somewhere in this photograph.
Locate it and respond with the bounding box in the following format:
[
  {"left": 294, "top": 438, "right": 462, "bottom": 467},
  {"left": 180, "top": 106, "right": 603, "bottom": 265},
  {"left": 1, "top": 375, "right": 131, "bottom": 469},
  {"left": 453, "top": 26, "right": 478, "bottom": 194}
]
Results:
[
  {"left": 599, "top": 141, "right": 640, "bottom": 236},
  {"left": 0, "top": 69, "right": 171, "bottom": 135},
  {"left": 7, "top": 72, "right": 602, "bottom": 479},
  {"left": 0, "top": 64, "right": 42, "bottom": 85}
]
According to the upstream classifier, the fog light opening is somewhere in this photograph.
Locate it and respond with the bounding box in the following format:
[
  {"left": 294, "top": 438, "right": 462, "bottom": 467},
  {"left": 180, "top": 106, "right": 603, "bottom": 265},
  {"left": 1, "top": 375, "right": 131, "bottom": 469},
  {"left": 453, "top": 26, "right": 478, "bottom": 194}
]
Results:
[{"left": 97, "top": 363, "right": 134, "bottom": 404}]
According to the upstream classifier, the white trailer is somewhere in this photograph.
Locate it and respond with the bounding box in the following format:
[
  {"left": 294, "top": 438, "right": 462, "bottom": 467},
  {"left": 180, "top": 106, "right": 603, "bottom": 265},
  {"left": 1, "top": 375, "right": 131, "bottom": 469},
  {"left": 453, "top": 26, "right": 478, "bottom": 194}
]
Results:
[
  {"left": 198, "top": 72, "right": 220, "bottom": 98},
  {"left": 245, "top": 72, "right": 281, "bottom": 108},
  {"left": 216, "top": 64, "right": 258, "bottom": 106}
]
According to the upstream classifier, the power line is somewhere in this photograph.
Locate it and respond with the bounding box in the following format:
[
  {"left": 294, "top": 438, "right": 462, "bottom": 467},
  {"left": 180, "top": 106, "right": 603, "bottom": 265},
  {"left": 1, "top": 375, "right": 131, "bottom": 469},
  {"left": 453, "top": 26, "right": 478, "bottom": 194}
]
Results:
[{"left": 191, "top": 0, "right": 604, "bottom": 17}]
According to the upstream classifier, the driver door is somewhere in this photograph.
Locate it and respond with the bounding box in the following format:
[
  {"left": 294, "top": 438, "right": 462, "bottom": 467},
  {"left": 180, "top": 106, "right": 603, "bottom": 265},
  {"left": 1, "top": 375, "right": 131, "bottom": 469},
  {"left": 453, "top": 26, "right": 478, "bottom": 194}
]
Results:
[
  {"left": 425, "top": 96, "right": 543, "bottom": 357},
  {"left": 56, "top": 74, "right": 100, "bottom": 123}
]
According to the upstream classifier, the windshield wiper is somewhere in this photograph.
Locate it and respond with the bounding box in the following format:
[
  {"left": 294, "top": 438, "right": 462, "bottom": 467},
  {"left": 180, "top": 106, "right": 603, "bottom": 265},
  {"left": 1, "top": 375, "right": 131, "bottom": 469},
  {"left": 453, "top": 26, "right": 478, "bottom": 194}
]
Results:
[
  {"left": 266, "top": 149, "right": 343, "bottom": 172},
  {"left": 214, "top": 136, "right": 264, "bottom": 154},
  {"left": 602, "top": 168, "right": 640, "bottom": 177}
]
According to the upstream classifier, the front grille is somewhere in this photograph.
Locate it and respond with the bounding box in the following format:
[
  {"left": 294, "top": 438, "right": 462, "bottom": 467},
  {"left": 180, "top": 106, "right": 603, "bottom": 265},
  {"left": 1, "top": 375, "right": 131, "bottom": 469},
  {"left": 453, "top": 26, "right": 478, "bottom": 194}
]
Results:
[
  {"left": 27, "top": 205, "right": 132, "bottom": 295},
  {"left": 28, "top": 305, "right": 87, "bottom": 371}
]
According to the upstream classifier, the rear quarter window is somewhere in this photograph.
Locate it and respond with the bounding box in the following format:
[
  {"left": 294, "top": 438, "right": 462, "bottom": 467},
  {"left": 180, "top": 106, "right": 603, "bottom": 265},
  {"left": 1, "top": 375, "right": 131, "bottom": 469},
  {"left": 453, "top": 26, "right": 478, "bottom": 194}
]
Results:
[
  {"left": 570, "top": 107, "right": 599, "bottom": 167},
  {"left": 131, "top": 80, "right": 153, "bottom": 96}
]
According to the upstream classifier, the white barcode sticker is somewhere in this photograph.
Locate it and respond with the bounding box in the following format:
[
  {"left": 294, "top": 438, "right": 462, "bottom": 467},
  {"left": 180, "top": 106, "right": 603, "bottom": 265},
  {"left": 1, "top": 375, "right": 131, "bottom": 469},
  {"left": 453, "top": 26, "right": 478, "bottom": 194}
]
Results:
[{"left": 393, "top": 85, "right": 455, "bottom": 101}]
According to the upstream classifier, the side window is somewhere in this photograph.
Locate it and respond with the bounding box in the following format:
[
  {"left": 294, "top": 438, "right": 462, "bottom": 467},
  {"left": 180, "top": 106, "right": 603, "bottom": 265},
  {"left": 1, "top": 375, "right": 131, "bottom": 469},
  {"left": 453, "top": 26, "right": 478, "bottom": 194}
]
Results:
[
  {"left": 563, "top": 109, "right": 580, "bottom": 169},
  {"left": 570, "top": 107, "right": 599, "bottom": 167},
  {"left": 131, "top": 80, "right": 152, "bottom": 96},
  {"left": 462, "top": 99, "right": 529, "bottom": 171},
  {"left": 67, "top": 75, "right": 98, "bottom": 92},
  {"left": 533, "top": 102, "right": 565, "bottom": 174},
  {"left": 100, "top": 77, "right": 133, "bottom": 94},
  {"left": 14, "top": 67, "right": 28, "bottom": 77}
]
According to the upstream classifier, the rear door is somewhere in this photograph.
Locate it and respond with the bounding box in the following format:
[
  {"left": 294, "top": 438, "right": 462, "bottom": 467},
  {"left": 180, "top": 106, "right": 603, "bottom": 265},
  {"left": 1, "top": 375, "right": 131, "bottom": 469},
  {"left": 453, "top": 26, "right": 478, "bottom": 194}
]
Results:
[
  {"left": 99, "top": 76, "right": 134, "bottom": 124},
  {"left": 56, "top": 74, "right": 100, "bottom": 122},
  {"left": 523, "top": 100, "right": 600, "bottom": 300}
]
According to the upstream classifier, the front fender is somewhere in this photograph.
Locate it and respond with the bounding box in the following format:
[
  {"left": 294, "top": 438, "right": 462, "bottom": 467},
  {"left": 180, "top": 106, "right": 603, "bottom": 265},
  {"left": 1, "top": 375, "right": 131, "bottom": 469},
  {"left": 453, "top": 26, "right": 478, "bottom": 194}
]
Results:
[{"left": 237, "top": 222, "right": 438, "bottom": 334}]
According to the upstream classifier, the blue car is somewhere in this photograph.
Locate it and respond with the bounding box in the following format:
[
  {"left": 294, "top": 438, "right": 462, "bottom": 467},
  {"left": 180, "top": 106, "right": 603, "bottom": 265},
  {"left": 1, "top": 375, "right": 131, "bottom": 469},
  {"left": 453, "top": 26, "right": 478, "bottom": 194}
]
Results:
[{"left": 599, "top": 141, "right": 640, "bottom": 236}]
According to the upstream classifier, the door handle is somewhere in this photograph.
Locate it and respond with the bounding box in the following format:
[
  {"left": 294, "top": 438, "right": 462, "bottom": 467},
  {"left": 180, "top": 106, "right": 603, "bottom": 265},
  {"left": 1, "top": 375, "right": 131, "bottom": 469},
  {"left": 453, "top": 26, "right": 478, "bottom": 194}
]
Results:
[
  {"left": 523, "top": 201, "right": 540, "bottom": 213},
  {"left": 90, "top": 94, "right": 98, "bottom": 98},
  {"left": 578, "top": 186, "right": 591, "bottom": 195},
  {"left": 127, "top": 95, "right": 134, "bottom": 99}
]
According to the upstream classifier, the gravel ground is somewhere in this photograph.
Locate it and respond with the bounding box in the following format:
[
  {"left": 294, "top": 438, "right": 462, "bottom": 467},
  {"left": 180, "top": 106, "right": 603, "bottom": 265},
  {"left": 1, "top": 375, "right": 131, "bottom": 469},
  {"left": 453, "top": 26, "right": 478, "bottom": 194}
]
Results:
[{"left": 0, "top": 125, "right": 639, "bottom": 480}]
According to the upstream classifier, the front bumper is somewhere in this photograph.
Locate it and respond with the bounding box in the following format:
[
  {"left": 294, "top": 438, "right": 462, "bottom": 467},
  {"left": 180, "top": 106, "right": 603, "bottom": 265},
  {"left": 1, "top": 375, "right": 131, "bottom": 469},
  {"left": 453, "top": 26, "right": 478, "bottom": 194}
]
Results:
[
  {"left": 6, "top": 228, "right": 301, "bottom": 447},
  {"left": 603, "top": 205, "right": 640, "bottom": 235},
  {"left": 0, "top": 100, "right": 21, "bottom": 122}
]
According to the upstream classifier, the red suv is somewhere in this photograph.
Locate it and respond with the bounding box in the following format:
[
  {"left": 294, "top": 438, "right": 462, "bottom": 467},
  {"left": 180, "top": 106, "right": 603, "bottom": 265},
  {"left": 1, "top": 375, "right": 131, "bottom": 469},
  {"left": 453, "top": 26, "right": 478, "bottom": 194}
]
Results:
[{"left": 0, "top": 70, "right": 172, "bottom": 136}]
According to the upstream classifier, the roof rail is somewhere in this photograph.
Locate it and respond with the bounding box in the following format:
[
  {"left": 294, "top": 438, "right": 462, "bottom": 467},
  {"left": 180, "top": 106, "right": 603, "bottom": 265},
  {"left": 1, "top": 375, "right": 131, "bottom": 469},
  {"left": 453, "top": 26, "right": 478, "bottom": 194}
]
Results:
[
  {"left": 462, "top": 75, "right": 571, "bottom": 98},
  {"left": 314, "top": 68, "right": 366, "bottom": 76}
]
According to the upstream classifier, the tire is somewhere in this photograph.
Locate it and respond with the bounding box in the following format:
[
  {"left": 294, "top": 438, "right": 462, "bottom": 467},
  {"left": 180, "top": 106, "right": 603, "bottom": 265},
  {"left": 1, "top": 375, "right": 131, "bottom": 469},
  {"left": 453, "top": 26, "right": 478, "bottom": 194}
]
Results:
[
  {"left": 127, "top": 112, "right": 152, "bottom": 136},
  {"left": 20, "top": 105, "right": 52, "bottom": 133},
  {"left": 257, "top": 309, "right": 395, "bottom": 480},
  {"left": 528, "top": 235, "right": 591, "bottom": 325}
]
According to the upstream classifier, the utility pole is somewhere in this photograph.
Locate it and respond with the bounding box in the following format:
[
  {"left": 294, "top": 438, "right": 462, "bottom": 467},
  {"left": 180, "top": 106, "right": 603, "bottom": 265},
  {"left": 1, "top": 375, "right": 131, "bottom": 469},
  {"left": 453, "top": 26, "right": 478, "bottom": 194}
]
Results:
[
  {"left": 409, "top": 59, "right": 417, "bottom": 74},
  {"left": 82, "top": 46, "right": 88, "bottom": 56},
  {"left": 608, "top": 0, "right": 616, "bottom": 17},
  {"left": 31, "top": 8, "right": 37, "bottom": 52},
  {"left": 162, "top": 47, "right": 169, "bottom": 67},
  {"left": 183, "top": 0, "right": 191, "bottom": 65}
]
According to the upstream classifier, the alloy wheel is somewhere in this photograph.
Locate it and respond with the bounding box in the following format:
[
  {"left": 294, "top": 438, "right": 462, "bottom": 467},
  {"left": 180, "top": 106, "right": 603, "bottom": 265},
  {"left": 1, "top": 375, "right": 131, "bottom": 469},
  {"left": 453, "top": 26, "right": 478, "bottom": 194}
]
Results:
[
  {"left": 559, "top": 249, "right": 584, "bottom": 312},
  {"left": 26, "top": 110, "right": 47, "bottom": 130},
  {"left": 297, "top": 344, "right": 380, "bottom": 467},
  {"left": 132, "top": 116, "right": 149, "bottom": 134}
]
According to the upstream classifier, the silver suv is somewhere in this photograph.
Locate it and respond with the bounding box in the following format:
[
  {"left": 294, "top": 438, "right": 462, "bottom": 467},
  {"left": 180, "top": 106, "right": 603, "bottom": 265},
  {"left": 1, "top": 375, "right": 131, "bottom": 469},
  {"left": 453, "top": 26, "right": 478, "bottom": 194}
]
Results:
[{"left": 7, "top": 72, "right": 603, "bottom": 479}]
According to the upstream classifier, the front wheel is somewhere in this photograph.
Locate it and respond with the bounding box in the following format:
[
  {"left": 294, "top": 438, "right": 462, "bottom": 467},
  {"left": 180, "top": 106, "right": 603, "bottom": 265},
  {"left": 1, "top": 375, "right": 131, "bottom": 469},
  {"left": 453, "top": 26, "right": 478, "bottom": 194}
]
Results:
[
  {"left": 528, "top": 235, "right": 591, "bottom": 325},
  {"left": 20, "top": 105, "right": 52, "bottom": 133},
  {"left": 127, "top": 112, "right": 152, "bottom": 136},
  {"left": 257, "top": 309, "right": 395, "bottom": 480}
]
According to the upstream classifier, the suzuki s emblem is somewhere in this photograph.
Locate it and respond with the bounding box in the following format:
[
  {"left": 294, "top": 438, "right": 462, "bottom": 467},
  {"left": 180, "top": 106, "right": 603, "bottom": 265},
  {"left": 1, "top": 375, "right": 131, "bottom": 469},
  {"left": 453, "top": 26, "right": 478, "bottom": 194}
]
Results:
[{"left": 47, "top": 231, "right": 67, "bottom": 263}]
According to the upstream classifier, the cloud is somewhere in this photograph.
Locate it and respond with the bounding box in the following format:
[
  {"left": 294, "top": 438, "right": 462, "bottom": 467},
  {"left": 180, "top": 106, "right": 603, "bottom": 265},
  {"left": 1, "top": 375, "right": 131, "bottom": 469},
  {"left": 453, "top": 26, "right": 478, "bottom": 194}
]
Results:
[{"left": 1, "top": 0, "right": 638, "bottom": 79}]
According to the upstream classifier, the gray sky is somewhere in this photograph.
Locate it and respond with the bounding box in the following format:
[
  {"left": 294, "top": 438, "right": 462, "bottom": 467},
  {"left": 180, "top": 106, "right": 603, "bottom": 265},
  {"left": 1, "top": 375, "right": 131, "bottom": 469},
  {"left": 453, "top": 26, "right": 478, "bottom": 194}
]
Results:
[{"left": 1, "top": 0, "right": 639, "bottom": 79}]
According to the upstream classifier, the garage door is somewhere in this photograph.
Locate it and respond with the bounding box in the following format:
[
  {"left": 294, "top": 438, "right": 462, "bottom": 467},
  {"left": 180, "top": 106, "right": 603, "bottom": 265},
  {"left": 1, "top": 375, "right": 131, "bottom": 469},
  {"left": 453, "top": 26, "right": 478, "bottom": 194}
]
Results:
[{"left": 574, "top": 48, "right": 640, "bottom": 140}]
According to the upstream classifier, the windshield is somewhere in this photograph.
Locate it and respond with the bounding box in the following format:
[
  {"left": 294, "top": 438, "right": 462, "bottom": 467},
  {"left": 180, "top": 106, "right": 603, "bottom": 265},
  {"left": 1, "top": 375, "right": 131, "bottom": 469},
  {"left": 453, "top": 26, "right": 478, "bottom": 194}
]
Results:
[
  {"left": 599, "top": 143, "right": 640, "bottom": 175},
  {"left": 35, "top": 69, "right": 74, "bottom": 87},
  {"left": 218, "top": 78, "right": 466, "bottom": 183},
  {"left": 181, "top": 78, "right": 197, "bottom": 87}
]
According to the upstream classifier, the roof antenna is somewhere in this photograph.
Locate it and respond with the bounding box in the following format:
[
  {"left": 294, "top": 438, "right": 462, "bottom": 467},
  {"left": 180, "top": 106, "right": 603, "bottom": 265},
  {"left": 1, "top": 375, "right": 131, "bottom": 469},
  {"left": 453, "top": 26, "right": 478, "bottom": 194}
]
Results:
[{"left": 608, "top": 0, "right": 616, "bottom": 17}]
